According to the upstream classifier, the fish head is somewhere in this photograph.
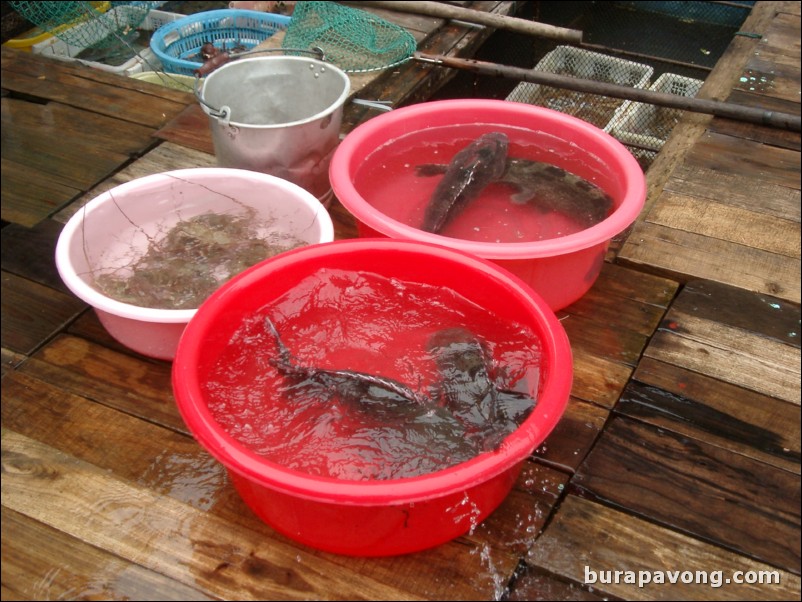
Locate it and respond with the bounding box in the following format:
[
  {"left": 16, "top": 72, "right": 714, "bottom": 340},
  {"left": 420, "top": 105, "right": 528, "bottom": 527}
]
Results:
[{"left": 468, "top": 132, "right": 509, "bottom": 179}]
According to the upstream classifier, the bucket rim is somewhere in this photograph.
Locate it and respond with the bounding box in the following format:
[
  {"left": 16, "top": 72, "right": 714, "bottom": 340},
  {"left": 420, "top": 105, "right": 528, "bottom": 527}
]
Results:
[{"left": 198, "top": 55, "right": 351, "bottom": 129}]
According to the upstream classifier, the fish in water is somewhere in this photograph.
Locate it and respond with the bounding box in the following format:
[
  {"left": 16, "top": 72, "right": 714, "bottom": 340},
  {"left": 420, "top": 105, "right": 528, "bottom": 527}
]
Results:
[
  {"left": 416, "top": 132, "right": 614, "bottom": 232},
  {"left": 265, "top": 317, "right": 535, "bottom": 454},
  {"left": 418, "top": 131, "right": 509, "bottom": 233},
  {"left": 427, "top": 327, "right": 536, "bottom": 451},
  {"left": 264, "top": 316, "right": 432, "bottom": 412}
]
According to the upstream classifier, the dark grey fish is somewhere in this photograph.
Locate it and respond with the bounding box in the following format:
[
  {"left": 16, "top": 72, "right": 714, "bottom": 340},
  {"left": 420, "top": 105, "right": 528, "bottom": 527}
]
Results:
[
  {"left": 264, "top": 316, "right": 431, "bottom": 408},
  {"left": 418, "top": 132, "right": 509, "bottom": 233},
  {"left": 427, "top": 327, "right": 535, "bottom": 451},
  {"left": 416, "top": 133, "right": 614, "bottom": 231},
  {"left": 265, "top": 317, "right": 534, "bottom": 454},
  {"left": 502, "top": 159, "right": 614, "bottom": 228}
]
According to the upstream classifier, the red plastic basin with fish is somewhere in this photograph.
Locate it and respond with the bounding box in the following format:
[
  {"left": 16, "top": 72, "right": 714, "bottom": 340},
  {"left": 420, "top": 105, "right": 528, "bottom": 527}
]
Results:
[
  {"left": 172, "top": 239, "right": 572, "bottom": 556},
  {"left": 329, "top": 99, "right": 646, "bottom": 311}
]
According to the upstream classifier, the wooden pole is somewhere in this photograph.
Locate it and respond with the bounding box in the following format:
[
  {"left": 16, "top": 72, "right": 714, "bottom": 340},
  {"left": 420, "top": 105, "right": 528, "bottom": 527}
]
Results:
[
  {"left": 414, "top": 53, "right": 802, "bottom": 132},
  {"left": 341, "top": 1, "right": 584, "bottom": 44}
]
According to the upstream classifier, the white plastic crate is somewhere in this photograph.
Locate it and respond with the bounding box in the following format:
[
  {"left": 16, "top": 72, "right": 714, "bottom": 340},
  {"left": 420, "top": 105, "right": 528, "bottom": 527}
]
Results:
[
  {"left": 506, "top": 45, "right": 653, "bottom": 129},
  {"left": 605, "top": 73, "right": 704, "bottom": 150},
  {"left": 32, "top": 6, "right": 180, "bottom": 77}
]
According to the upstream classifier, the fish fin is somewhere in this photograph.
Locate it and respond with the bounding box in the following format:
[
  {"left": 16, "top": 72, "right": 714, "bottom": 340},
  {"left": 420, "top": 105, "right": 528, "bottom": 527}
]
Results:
[
  {"left": 510, "top": 189, "right": 536, "bottom": 204},
  {"left": 495, "top": 178, "right": 535, "bottom": 204},
  {"left": 415, "top": 164, "right": 448, "bottom": 177}
]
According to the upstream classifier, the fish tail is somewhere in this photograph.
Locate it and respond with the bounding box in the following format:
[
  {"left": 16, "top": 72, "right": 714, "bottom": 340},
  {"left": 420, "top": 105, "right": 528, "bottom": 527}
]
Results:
[{"left": 264, "top": 316, "right": 301, "bottom": 374}]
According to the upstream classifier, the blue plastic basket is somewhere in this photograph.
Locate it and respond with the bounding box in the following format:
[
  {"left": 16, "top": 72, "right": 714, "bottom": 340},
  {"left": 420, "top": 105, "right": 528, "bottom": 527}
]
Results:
[{"left": 150, "top": 9, "right": 291, "bottom": 75}]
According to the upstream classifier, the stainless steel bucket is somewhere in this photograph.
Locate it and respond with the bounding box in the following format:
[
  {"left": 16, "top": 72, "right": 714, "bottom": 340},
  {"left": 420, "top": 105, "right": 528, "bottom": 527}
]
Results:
[{"left": 198, "top": 55, "right": 350, "bottom": 205}]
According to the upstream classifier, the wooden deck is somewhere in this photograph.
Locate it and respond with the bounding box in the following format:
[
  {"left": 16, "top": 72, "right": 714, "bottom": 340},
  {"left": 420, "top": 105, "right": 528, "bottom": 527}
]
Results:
[{"left": 1, "top": 2, "right": 800, "bottom": 600}]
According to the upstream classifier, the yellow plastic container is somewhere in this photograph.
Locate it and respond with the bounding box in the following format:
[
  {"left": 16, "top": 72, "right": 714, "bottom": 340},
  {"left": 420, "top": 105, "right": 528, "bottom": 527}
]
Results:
[
  {"left": 2, "top": 2, "right": 111, "bottom": 52},
  {"left": 3, "top": 29, "right": 54, "bottom": 52}
]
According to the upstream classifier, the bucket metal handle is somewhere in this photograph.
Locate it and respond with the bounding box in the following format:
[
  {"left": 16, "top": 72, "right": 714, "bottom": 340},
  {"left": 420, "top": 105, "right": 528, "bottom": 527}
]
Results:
[{"left": 194, "top": 47, "right": 329, "bottom": 120}]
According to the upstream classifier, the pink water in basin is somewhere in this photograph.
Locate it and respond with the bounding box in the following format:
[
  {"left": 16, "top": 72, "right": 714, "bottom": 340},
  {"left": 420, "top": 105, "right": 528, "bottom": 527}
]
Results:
[{"left": 330, "top": 99, "right": 646, "bottom": 310}]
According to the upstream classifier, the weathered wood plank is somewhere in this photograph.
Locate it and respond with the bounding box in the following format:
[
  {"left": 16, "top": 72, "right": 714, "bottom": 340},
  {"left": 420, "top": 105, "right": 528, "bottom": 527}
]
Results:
[
  {"left": 1, "top": 348, "right": 26, "bottom": 378},
  {"left": 646, "top": 312, "right": 801, "bottom": 405},
  {"left": 531, "top": 397, "right": 608, "bottom": 473},
  {"left": 0, "top": 428, "right": 421, "bottom": 601},
  {"left": 619, "top": 221, "right": 801, "bottom": 303},
  {"left": 686, "top": 131, "right": 801, "bottom": 191},
  {"left": 569, "top": 347, "right": 634, "bottom": 409},
  {"left": 1, "top": 99, "right": 141, "bottom": 190},
  {"left": 624, "top": 357, "right": 801, "bottom": 473},
  {"left": 1, "top": 507, "right": 217, "bottom": 602},
  {"left": 0, "top": 272, "right": 86, "bottom": 356},
  {"left": 1, "top": 46, "right": 191, "bottom": 129},
  {"left": 572, "top": 417, "right": 801, "bottom": 573},
  {"left": 670, "top": 279, "right": 801, "bottom": 349},
  {"left": 644, "top": 191, "right": 799, "bottom": 257},
  {"left": 19, "top": 334, "right": 184, "bottom": 433},
  {"left": 508, "top": 565, "right": 616, "bottom": 602},
  {"left": 1, "top": 94, "right": 157, "bottom": 157},
  {"left": 52, "top": 142, "right": 218, "bottom": 224},
  {"left": 526, "top": 495, "right": 801, "bottom": 601},
  {"left": 0, "top": 219, "right": 69, "bottom": 293},
  {"left": 711, "top": 90, "right": 802, "bottom": 151},
  {"left": 0, "top": 158, "right": 83, "bottom": 227},
  {"left": 0, "top": 370, "right": 568, "bottom": 601},
  {"left": 662, "top": 163, "right": 801, "bottom": 222}
]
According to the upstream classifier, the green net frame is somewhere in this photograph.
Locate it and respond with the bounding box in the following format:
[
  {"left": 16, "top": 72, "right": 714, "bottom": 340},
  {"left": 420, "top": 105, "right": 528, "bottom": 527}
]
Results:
[
  {"left": 282, "top": 1, "right": 417, "bottom": 73},
  {"left": 9, "top": 1, "right": 158, "bottom": 49}
]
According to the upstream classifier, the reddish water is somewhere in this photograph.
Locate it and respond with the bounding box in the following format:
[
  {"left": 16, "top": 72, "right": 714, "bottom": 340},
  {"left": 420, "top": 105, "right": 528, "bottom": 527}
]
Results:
[
  {"left": 354, "top": 124, "right": 612, "bottom": 242},
  {"left": 204, "top": 268, "right": 543, "bottom": 480}
]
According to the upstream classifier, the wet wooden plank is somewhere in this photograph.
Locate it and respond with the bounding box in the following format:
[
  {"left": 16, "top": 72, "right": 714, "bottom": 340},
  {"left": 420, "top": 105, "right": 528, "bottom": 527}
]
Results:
[
  {"left": 531, "top": 397, "right": 608, "bottom": 473},
  {"left": 526, "top": 495, "right": 802, "bottom": 601},
  {"left": 0, "top": 272, "right": 86, "bottom": 356},
  {"left": 668, "top": 279, "right": 801, "bottom": 348},
  {"left": 710, "top": 91, "right": 802, "bottom": 151},
  {"left": 645, "top": 302, "right": 801, "bottom": 405},
  {"left": 1, "top": 507, "right": 216, "bottom": 602},
  {"left": 572, "top": 416, "right": 801, "bottom": 573},
  {"left": 622, "top": 358, "right": 801, "bottom": 473},
  {"left": 687, "top": 131, "right": 801, "bottom": 191},
  {"left": 508, "top": 565, "right": 617, "bottom": 602},
  {"left": 0, "top": 96, "right": 161, "bottom": 225},
  {"left": 0, "top": 429, "right": 421, "bottom": 601},
  {"left": 0, "top": 219, "right": 69, "bottom": 293},
  {"left": 557, "top": 265, "right": 670, "bottom": 366},
  {"left": 0, "top": 370, "right": 568, "bottom": 600},
  {"left": 19, "top": 334, "right": 184, "bottom": 433}
]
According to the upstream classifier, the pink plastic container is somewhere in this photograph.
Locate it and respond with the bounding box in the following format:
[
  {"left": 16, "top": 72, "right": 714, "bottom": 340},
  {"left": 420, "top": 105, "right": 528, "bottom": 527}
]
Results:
[
  {"left": 172, "top": 239, "right": 573, "bottom": 556},
  {"left": 55, "top": 168, "right": 334, "bottom": 360},
  {"left": 329, "top": 99, "right": 646, "bottom": 311}
]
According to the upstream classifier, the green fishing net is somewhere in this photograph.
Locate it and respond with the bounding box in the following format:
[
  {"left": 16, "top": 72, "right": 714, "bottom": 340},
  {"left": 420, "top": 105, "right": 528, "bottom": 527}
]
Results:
[
  {"left": 282, "top": 1, "right": 417, "bottom": 73},
  {"left": 9, "top": 1, "right": 157, "bottom": 49}
]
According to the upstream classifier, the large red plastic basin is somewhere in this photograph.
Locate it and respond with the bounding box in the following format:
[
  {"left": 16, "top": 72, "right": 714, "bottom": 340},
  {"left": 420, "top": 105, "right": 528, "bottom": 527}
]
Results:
[
  {"left": 172, "top": 239, "right": 573, "bottom": 556},
  {"left": 329, "top": 99, "right": 646, "bottom": 311}
]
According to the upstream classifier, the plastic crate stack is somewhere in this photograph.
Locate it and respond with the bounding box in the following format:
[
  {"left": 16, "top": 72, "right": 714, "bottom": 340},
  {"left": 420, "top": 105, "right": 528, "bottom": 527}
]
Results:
[
  {"left": 605, "top": 73, "right": 705, "bottom": 150},
  {"left": 505, "top": 45, "right": 653, "bottom": 130}
]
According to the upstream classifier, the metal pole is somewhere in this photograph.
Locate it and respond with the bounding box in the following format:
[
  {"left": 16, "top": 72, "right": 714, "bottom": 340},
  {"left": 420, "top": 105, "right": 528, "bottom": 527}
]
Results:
[
  {"left": 341, "top": 1, "right": 584, "bottom": 44},
  {"left": 414, "top": 52, "right": 802, "bottom": 132}
]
